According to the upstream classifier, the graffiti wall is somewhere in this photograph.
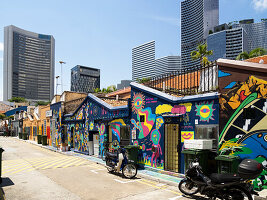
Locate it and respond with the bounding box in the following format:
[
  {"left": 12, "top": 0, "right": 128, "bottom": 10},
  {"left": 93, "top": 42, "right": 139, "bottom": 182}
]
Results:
[
  {"left": 50, "top": 102, "right": 62, "bottom": 147},
  {"left": 218, "top": 66, "right": 267, "bottom": 190},
  {"left": 131, "top": 85, "right": 219, "bottom": 171},
  {"left": 64, "top": 95, "right": 129, "bottom": 156}
]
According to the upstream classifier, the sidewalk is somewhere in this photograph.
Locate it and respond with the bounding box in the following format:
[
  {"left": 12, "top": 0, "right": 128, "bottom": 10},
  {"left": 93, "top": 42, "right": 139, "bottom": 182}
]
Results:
[{"left": 18, "top": 137, "right": 267, "bottom": 199}]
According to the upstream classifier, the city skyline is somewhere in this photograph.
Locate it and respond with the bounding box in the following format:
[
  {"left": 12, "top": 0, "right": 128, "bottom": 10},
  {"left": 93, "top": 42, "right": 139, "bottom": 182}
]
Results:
[{"left": 0, "top": 0, "right": 267, "bottom": 100}]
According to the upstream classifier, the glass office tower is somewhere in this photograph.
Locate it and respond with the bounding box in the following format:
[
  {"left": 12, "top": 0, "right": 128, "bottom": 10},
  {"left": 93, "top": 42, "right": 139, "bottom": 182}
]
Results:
[
  {"left": 71, "top": 65, "right": 100, "bottom": 93},
  {"left": 3, "top": 25, "right": 55, "bottom": 101},
  {"left": 181, "top": 0, "right": 219, "bottom": 69}
]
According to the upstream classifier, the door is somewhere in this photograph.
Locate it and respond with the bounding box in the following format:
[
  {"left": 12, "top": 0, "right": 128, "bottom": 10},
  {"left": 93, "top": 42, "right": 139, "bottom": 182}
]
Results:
[
  {"left": 165, "top": 124, "right": 180, "bottom": 172},
  {"left": 93, "top": 134, "right": 99, "bottom": 156}
]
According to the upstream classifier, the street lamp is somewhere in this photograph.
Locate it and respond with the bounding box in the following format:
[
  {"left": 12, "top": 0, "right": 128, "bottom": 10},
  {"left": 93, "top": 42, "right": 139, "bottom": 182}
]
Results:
[
  {"left": 59, "top": 61, "right": 66, "bottom": 94},
  {"left": 56, "top": 75, "right": 60, "bottom": 95}
]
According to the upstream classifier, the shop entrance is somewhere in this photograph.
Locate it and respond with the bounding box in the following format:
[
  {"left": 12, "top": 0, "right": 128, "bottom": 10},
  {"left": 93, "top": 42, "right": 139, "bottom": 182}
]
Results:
[{"left": 165, "top": 124, "right": 180, "bottom": 173}]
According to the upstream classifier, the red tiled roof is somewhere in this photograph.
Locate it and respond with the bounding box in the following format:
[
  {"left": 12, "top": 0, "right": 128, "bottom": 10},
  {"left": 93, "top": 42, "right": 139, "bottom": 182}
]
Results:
[{"left": 245, "top": 55, "right": 267, "bottom": 64}]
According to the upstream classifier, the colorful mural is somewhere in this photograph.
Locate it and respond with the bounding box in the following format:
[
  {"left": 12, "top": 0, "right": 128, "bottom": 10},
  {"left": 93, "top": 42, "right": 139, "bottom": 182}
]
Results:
[
  {"left": 97, "top": 123, "right": 106, "bottom": 158},
  {"left": 131, "top": 87, "right": 219, "bottom": 171},
  {"left": 195, "top": 101, "right": 215, "bottom": 122},
  {"left": 219, "top": 74, "right": 267, "bottom": 190}
]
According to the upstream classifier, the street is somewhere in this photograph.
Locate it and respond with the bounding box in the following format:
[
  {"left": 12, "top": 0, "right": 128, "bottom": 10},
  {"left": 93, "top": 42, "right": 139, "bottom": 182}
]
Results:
[{"left": 0, "top": 136, "right": 204, "bottom": 200}]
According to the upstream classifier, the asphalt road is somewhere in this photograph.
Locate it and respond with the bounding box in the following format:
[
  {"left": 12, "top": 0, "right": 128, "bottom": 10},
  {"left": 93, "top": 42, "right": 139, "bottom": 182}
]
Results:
[{"left": 0, "top": 137, "right": 208, "bottom": 200}]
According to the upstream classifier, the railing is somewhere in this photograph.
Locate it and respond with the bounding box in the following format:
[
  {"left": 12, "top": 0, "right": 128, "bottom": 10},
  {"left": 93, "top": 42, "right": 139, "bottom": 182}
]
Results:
[{"left": 143, "top": 62, "right": 218, "bottom": 96}]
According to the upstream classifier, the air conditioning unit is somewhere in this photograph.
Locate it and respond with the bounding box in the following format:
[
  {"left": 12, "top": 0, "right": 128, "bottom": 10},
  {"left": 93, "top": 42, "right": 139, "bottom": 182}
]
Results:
[{"left": 184, "top": 139, "right": 213, "bottom": 149}]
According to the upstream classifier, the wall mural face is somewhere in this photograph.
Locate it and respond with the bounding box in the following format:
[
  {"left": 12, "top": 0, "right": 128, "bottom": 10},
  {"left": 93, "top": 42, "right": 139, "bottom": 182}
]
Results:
[
  {"left": 219, "top": 73, "right": 267, "bottom": 190},
  {"left": 131, "top": 89, "right": 219, "bottom": 170}
]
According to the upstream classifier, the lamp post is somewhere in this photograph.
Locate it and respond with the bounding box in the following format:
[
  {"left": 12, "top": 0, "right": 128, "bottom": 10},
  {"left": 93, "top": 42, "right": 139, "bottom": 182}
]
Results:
[
  {"left": 56, "top": 75, "right": 60, "bottom": 95},
  {"left": 59, "top": 61, "right": 66, "bottom": 94}
]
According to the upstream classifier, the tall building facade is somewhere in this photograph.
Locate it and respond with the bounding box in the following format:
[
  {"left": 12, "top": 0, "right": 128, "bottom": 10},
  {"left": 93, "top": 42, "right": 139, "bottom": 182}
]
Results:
[
  {"left": 3, "top": 25, "right": 55, "bottom": 101},
  {"left": 117, "top": 80, "right": 132, "bottom": 90},
  {"left": 155, "top": 56, "right": 181, "bottom": 76},
  {"left": 132, "top": 41, "right": 155, "bottom": 81},
  {"left": 207, "top": 20, "right": 267, "bottom": 61},
  {"left": 181, "top": 0, "right": 219, "bottom": 69},
  {"left": 70, "top": 65, "right": 100, "bottom": 93}
]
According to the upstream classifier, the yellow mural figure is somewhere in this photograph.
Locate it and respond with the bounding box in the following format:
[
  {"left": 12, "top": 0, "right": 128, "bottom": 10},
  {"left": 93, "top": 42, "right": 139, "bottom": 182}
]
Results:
[
  {"left": 181, "top": 131, "right": 194, "bottom": 143},
  {"left": 155, "top": 104, "right": 173, "bottom": 114}
]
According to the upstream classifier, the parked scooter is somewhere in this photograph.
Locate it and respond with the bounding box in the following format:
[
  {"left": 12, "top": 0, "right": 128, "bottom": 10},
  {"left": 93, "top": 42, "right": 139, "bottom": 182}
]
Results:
[
  {"left": 105, "top": 147, "right": 137, "bottom": 179},
  {"left": 178, "top": 158, "right": 263, "bottom": 200}
]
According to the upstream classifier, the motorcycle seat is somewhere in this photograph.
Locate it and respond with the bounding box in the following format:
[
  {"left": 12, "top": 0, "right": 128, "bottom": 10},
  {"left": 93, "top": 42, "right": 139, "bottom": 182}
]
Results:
[
  {"left": 210, "top": 173, "right": 242, "bottom": 184},
  {"left": 106, "top": 151, "right": 118, "bottom": 159}
]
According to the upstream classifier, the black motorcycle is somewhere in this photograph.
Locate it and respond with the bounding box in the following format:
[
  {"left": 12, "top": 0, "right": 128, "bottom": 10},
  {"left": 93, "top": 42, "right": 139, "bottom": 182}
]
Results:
[
  {"left": 178, "top": 158, "right": 263, "bottom": 200},
  {"left": 105, "top": 148, "right": 137, "bottom": 179}
]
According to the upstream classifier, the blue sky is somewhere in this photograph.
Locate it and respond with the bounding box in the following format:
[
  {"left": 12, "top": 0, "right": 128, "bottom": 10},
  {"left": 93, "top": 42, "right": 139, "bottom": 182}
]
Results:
[{"left": 0, "top": 0, "right": 266, "bottom": 100}]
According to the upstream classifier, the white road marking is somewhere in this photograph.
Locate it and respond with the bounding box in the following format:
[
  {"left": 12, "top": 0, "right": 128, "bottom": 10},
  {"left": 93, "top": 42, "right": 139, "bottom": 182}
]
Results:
[{"left": 113, "top": 179, "right": 141, "bottom": 184}]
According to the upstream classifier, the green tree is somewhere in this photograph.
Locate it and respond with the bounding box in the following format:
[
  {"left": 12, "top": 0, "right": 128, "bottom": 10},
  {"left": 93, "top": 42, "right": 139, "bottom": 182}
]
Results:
[
  {"left": 8, "top": 97, "right": 27, "bottom": 103},
  {"left": 35, "top": 101, "right": 50, "bottom": 106},
  {"left": 93, "top": 88, "right": 101, "bottom": 93},
  {"left": 136, "top": 77, "right": 151, "bottom": 84},
  {"left": 191, "top": 43, "right": 213, "bottom": 67},
  {"left": 236, "top": 47, "right": 267, "bottom": 60}
]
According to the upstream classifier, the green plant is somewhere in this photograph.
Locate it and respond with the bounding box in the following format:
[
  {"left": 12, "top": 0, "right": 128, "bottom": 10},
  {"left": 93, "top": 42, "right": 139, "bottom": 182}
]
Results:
[
  {"left": 136, "top": 77, "right": 151, "bottom": 84},
  {"left": 191, "top": 43, "right": 213, "bottom": 67},
  {"left": 209, "top": 30, "right": 213, "bottom": 34},
  {"left": 0, "top": 113, "right": 5, "bottom": 120},
  {"left": 236, "top": 47, "right": 267, "bottom": 60},
  {"left": 35, "top": 101, "right": 50, "bottom": 106},
  {"left": 93, "top": 88, "right": 101, "bottom": 93},
  {"left": 8, "top": 97, "right": 27, "bottom": 103}
]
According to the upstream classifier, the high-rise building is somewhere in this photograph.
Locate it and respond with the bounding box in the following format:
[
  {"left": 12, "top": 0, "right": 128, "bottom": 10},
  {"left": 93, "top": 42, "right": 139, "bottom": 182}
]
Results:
[
  {"left": 155, "top": 56, "right": 181, "bottom": 76},
  {"left": 117, "top": 80, "right": 132, "bottom": 90},
  {"left": 181, "top": 0, "right": 219, "bottom": 69},
  {"left": 70, "top": 65, "right": 100, "bottom": 93},
  {"left": 132, "top": 41, "right": 155, "bottom": 81},
  {"left": 207, "top": 20, "right": 267, "bottom": 61},
  {"left": 3, "top": 25, "right": 55, "bottom": 101}
]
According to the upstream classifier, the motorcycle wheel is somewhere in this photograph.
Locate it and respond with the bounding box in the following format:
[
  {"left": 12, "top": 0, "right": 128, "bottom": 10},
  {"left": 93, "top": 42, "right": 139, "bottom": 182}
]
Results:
[
  {"left": 107, "top": 166, "right": 114, "bottom": 173},
  {"left": 122, "top": 164, "right": 137, "bottom": 179},
  {"left": 178, "top": 179, "right": 199, "bottom": 195},
  {"left": 226, "top": 187, "right": 253, "bottom": 200}
]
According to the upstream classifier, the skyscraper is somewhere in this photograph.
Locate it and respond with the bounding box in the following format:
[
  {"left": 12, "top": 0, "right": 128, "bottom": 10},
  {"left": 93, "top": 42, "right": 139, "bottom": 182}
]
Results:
[
  {"left": 181, "top": 0, "right": 219, "bottom": 68},
  {"left": 155, "top": 56, "right": 181, "bottom": 76},
  {"left": 207, "top": 20, "right": 267, "bottom": 61},
  {"left": 132, "top": 41, "right": 155, "bottom": 81},
  {"left": 70, "top": 65, "right": 100, "bottom": 93},
  {"left": 3, "top": 25, "right": 55, "bottom": 101}
]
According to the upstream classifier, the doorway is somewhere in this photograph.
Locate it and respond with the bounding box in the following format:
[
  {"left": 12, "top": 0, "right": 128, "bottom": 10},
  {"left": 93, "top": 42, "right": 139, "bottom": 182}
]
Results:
[
  {"left": 165, "top": 124, "right": 180, "bottom": 173},
  {"left": 70, "top": 127, "right": 74, "bottom": 148}
]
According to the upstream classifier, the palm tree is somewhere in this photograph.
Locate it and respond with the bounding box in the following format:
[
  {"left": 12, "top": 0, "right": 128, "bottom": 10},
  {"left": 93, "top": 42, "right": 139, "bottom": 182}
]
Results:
[
  {"left": 236, "top": 47, "right": 267, "bottom": 60},
  {"left": 191, "top": 43, "right": 213, "bottom": 67}
]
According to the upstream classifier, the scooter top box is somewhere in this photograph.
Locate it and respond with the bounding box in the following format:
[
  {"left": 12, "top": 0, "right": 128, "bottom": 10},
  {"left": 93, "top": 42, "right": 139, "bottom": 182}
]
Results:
[{"left": 238, "top": 159, "right": 263, "bottom": 180}]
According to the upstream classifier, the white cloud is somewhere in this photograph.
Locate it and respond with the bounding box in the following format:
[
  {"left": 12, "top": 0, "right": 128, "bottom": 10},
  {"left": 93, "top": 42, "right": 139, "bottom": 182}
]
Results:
[
  {"left": 252, "top": 0, "right": 267, "bottom": 11},
  {"left": 0, "top": 43, "right": 3, "bottom": 51}
]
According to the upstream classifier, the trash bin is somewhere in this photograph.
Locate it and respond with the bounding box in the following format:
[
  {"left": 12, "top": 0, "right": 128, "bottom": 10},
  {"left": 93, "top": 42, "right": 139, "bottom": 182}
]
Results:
[
  {"left": 124, "top": 145, "right": 140, "bottom": 165},
  {"left": 37, "top": 135, "right": 42, "bottom": 144},
  {"left": 22, "top": 133, "right": 28, "bottom": 140},
  {"left": 0, "top": 147, "right": 4, "bottom": 184},
  {"left": 182, "top": 149, "right": 211, "bottom": 175},
  {"left": 42, "top": 135, "right": 47, "bottom": 145},
  {"left": 215, "top": 155, "right": 240, "bottom": 173},
  {"left": 19, "top": 132, "right": 23, "bottom": 139}
]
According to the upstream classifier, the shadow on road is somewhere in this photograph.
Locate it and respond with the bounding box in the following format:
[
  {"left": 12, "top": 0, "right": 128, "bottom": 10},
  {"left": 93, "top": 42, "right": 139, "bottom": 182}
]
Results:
[
  {"left": 181, "top": 194, "right": 210, "bottom": 200},
  {"left": 0, "top": 177, "right": 14, "bottom": 187}
]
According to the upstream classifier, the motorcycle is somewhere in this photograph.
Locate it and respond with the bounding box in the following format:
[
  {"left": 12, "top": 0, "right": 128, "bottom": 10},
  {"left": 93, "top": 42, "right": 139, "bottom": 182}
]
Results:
[
  {"left": 178, "top": 158, "right": 263, "bottom": 200},
  {"left": 105, "top": 147, "right": 137, "bottom": 179}
]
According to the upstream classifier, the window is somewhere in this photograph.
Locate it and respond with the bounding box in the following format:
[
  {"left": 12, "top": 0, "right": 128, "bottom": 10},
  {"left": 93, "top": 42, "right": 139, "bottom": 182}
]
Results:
[
  {"left": 195, "top": 125, "right": 219, "bottom": 148},
  {"left": 140, "top": 115, "right": 145, "bottom": 122},
  {"left": 120, "top": 125, "right": 130, "bottom": 147}
]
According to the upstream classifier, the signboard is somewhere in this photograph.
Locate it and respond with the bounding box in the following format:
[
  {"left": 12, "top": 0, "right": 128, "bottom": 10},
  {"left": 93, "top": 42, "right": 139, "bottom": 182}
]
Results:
[{"left": 46, "top": 110, "right": 52, "bottom": 117}]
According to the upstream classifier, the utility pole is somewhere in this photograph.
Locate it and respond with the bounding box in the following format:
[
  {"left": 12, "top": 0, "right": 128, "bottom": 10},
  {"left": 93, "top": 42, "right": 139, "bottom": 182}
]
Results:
[
  {"left": 59, "top": 61, "right": 66, "bottom": 94},
  {"left": 56, "top": 75, "right": 60, "bottom": 95}
]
